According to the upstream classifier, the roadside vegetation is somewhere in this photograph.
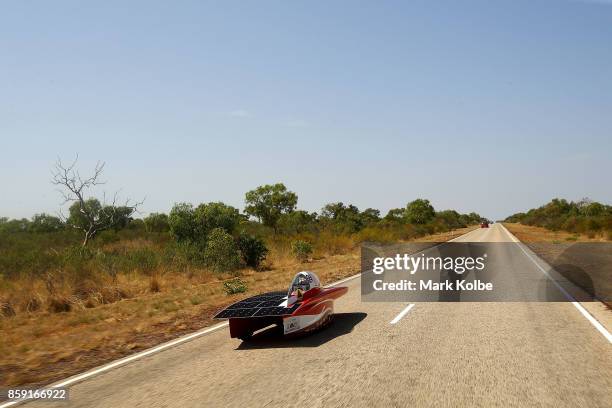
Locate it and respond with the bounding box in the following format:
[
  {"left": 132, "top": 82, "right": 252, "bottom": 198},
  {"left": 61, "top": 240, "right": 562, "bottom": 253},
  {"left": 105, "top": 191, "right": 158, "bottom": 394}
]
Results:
[
  {"left": 0, "top": 225, "right": 476, "bottom": 388},
  {"left": 503, "top": 199, "right": 611, "bottom": 311},
  {"left": 0, "top": 194, "right": 482, "bottom": 318},
  {"left": 505, "top": 198, "right": 612, "bottom": 240},
  {"left": 0, "top": 159, "right": 485, "bottom": 387},
  {"left": 0, "top": 158, "right": 484, "bottom": 320}
]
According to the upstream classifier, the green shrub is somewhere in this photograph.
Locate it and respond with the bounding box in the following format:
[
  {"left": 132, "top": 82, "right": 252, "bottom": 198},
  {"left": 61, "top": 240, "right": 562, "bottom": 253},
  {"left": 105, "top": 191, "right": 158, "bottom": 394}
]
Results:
[
  {"left": 96, "top": 252, "right": 120, "bottom": 281},
  {"left": 144, "top": 213, "right": 170, "bottom": 233},
  {"left": 244, "top": 183, "right": 298, "bottom": 230},
  {"left": 204, "top": 228, "right": 240, "bottom": 273},
  {"left": 314, "top": 232, "right": 352, "bottom": 256},
  {"left": 587, "top": 218, "right": 602, "bottom": 232},
  {"left": 320, "top": 202, "right": 364, "bottom": 233},
  {"left": 63, "top": 246, "right": 96, "bottom": 280},
  {"left": 354, "top": 227, "right": 396, "bottom": 244},
  {"left": 29, "top": 213, "right": 64, "bottom": 233},
  {"left": 163, "top": 241, "right": 207, "bottom": 269},
  {"left": 64, "top": 245, "right": 95, "bottom": 262},
  {"left": 223, "top": 278, "right": 248, "bottom": 295},
  {"left": 168, "top": 203, "right": 198, "bottom": 242},
  {"left": 126, "top": 248, "right": 160, "bottom": 275},
  {"left": 168, "top": 202, "right": 241, "bottom": 243},
  {"left": 236, "top": 234, "right": 268, "bottom": 269},
  {"left": 194, "top": 202, "right": 241, "bottom": 235},
  {"left": 97, "top": 230, "right": 120, "bottom": 245},
  {"left": 405, "top": 199, "right": 435, "bottom": 224},
  {"left": 277, "top": 210, "right": 318, "bottom": 234},
  {"left": 291, "top": 240, "right": 313, "bottom": 262},
  {"left": 66, "top": 199, "right": 134, "bottom": 235}
]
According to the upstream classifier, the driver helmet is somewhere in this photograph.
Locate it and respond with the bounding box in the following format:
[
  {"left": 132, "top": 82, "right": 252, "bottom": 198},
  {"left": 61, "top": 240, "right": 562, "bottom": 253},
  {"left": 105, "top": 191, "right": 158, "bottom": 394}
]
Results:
[{"left": 287, "top": 271, "right": 320, "bottom": 303}]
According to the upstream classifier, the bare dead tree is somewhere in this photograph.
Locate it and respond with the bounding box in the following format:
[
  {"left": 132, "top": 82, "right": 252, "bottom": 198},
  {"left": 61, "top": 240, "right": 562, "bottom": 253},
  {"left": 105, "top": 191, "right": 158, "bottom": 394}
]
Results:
[{"left": 51, "top": 156, "right": 143, "bottom": 247}]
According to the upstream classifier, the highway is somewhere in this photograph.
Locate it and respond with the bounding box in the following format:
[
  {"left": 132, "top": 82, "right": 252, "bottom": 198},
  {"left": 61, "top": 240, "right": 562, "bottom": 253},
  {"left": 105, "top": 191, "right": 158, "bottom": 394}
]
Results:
[{"left": 21, "top": 224, "right": 612, "bottom": 407}]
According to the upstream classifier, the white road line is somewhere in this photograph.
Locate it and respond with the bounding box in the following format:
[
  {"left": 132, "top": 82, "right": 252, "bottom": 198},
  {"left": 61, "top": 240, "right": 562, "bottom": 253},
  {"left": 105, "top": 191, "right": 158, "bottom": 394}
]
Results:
[
  {"left": 390, "top": 304, "right": 415, "bottom": 324},
  {"left": 0, "top": 229, "right": 480, "bottom": 408},
  {"left": 500, "top": 224, "right": 612, "bottom": 344},
  {"left": 325, "top": 273, "right": 360, "bottom": 287},
  {"left": 385, "top": 227, "right": 480, "bottom": 326},
  {"left": 0, "top": 273, "right": 363, "bottom": 408},
  {"left": 448, "top": 227, "right": 479, "bottom": 242},
  {"left": 498, "top": 224, "right": 519, "bottom": 243},
  {"left": 0, "top": 323, "right": 231, "bottom": 408}
]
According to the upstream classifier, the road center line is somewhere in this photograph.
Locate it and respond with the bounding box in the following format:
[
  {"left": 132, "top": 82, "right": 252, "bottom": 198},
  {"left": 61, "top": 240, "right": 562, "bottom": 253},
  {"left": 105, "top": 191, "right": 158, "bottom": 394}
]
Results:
[
  {"left": 390, "top": 304, "right": 415, "bottom": 324},
  {"left": 1, "top": 229, "right": 480, "bottom": 408},
  {"left": 385, "top": 227, "right": 478, "bottom": 326}
]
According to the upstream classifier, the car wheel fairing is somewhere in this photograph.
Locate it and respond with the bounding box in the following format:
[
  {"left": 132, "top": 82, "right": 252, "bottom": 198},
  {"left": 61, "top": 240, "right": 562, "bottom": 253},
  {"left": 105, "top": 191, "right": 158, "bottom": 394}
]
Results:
[{"left": 283, "top": 302, "right": 334, "bottom": 335}]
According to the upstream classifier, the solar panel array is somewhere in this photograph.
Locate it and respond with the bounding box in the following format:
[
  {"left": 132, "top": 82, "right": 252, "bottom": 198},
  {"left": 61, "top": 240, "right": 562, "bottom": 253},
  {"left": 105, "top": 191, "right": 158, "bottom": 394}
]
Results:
[{"left": 214, "top": 291, "right": 301, "bottom": 319}]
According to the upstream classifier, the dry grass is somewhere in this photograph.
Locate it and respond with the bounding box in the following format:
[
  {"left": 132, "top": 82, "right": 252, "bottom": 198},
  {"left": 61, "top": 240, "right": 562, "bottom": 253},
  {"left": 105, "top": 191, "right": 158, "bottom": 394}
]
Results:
[
  {"left": 0, "top": 254, "right": 358, "bottom": 387},
  {"left": 0, "top": 226, "right": 476, "bottom": 388},
  {"left": 504, "top": 223, "right": 612, "bottom": 309},
  {"left": 503, "top": 223, "right": 611, "bottom": 243}
]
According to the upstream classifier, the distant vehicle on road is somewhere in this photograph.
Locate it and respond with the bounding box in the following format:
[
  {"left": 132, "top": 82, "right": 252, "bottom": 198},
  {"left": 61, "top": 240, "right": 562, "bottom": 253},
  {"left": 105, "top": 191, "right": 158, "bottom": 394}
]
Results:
[
  {"left": 214, "top": 271, "right": 348, "bottom": 341},
  {"left": 480, "top": 221, "right": 489, "bottom": 228}
]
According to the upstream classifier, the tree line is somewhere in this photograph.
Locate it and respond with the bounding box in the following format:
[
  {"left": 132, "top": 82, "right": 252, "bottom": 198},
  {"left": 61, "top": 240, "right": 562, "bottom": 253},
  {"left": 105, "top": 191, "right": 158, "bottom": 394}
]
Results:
[
  {"left": 505, "top": 198, "right": 612, "bottom": 237},
  {"left": 0, "top": 183, "right": 484, "bottom": 242},
  {"left": 0, "top": 160, "right": 486, "bottom": 275}
]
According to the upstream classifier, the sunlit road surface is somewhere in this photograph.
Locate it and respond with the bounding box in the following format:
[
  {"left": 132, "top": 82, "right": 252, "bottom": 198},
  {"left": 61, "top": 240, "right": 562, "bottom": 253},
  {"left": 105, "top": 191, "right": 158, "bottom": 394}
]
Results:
[{"left": 23, "top": 224, "right": 611, "bottom": 408}]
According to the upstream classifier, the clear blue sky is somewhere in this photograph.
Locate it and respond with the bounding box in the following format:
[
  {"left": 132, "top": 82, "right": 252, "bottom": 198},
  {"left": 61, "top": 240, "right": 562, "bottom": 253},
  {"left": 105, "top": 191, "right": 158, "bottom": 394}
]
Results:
[{"left": 1, "top": 0, "right": 611, "bottom": 220}]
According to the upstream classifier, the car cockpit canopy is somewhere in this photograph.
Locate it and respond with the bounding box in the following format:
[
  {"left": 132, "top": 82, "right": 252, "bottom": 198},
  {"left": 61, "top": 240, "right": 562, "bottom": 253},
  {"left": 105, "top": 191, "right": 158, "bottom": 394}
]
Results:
[{"left": 288, "top": 271, "right": 320, "bottom": 301}]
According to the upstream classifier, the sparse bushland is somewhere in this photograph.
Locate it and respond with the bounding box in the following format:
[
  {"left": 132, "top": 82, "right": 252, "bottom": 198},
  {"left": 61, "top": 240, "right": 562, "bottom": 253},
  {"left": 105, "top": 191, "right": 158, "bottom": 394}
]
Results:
[
  {"left": 0, "top": 189, "right": 483, "bottom": 321},
  {"left": 291, "top": 240, "right": 313, "bottom": 262},
  {"left": 504, "top": 200, "right": 611, "bottom": 309},
  {"left": 0, "top": 192, "right": 483, "bottom": 319},
  {"left": 0, "top": 180, "right": 483, "bottom": 387},
  {"left": 505, "top": 198, "right": 612, "bottom": 239},
  {"left": 0, "top": 224, "right": 477, "bottom": 388},
  {"left": 236, "top": 233, "right": 268, "bottom": 269}
]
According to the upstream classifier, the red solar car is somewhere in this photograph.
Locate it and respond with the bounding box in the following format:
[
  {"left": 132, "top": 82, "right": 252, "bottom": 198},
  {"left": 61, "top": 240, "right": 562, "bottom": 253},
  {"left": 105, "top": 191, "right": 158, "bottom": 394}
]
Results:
[{"left": 214, "top": 271, "right": 347, "bottom": 341}]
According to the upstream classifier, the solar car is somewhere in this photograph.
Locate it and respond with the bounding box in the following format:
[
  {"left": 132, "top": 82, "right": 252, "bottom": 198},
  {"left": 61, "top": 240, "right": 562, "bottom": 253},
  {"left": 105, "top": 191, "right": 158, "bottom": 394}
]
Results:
[{"left": 214, "top": 271, "right": 348, "bottom": 340}]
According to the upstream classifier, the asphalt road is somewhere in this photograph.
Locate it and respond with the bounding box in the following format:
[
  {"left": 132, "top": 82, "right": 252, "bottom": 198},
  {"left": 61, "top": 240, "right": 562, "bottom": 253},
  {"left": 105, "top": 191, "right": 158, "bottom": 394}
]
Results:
[{"left": 23, "top": 224, "right": 612, "bottom": 408}]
